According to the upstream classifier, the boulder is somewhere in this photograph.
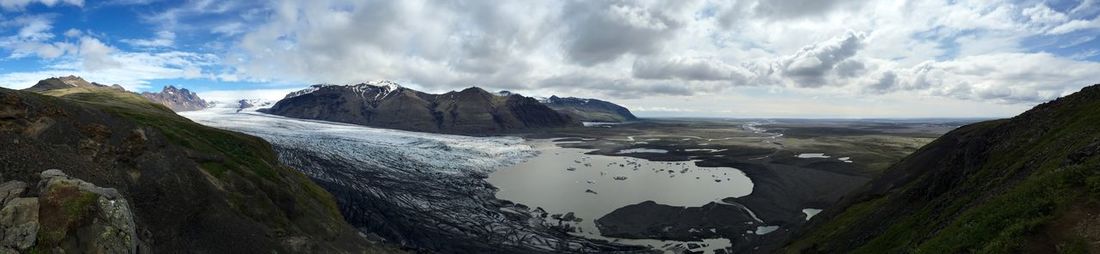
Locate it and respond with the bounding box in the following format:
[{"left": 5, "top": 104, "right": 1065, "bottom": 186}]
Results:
[
  {"left": 0, "top": 197, "right": 38, "bottom": 250},
  {"left": 0, "top": 182, "right": 27, "bottom": 206},
  {"left": 36, "top": 169, "right": 137, "bottom": 254}
]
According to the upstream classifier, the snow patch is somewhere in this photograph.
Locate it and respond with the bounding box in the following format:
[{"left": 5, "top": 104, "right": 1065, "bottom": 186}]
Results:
[{"left": 802, "top": 208, "right": 823, "bottom": 221}]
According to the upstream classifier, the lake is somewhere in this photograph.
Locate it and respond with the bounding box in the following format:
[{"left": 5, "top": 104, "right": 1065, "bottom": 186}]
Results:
[{"left": 488, "top": 139, "right": 755, "bottom": 253}]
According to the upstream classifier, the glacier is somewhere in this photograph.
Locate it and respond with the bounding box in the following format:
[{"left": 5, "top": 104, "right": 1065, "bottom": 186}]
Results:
[{"left": 180, "top": 103, "right": 646, "bottom": 253}]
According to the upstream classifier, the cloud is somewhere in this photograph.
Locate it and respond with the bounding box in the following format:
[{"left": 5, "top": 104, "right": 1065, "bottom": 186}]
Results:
[
  {"left": 561, "top": 0, "right": 684, "bottom": 65},
  {"left": 197, "top": 88, "right": 300, "bottom": 102},
  {"left": 229, "top": 0, "right": 565, "bottom": 91},
  {"left": 213, "top": 0, "right": 1100, "bottom": 106},
  {"left": 1047, "top": 18, "right": 1100, "bottom": 35},
  {"left": 211, "top": 22, "right": 245, "bottom": 36},
  {"left": 776, "top": 31, "right": 865, "bottom": 87},
  {"left": 752, "top": 0, "right": 863, "bottom": 19},
  {"left": 0, "top": 24, "right": 216, "bottom": 91},
  {"left": 62, "top": 28, "right": 81, "bottom": 37},
  {"left": 0, "top": 15, "right": 74, "bottom": 59},
  {"left": 1022, "top": 3, "right": 1069, "bottom": 27},
  {"left": 3, "top": 0, "right": 1100, "bottom": 117},
  {"left": 1023, "top": 2, "right": 1100, "bottom": 35},
  {"left": 0, "top": 0, "right": 82, "bottom": 11},
  {"left": 120, "top": 30, "right": 175, "bottom": 48},
  {"left": 632, "top": 56, "right": 753, "bottom": 82},
  {"left": 539, "top": 72, "right": 709, "bottom": 99},
  {"left": 78, "top": 37, "right": 120, "bottom": 71},
  {"left": 863, "top": 53, "right": 1100, "bottom": 103}
]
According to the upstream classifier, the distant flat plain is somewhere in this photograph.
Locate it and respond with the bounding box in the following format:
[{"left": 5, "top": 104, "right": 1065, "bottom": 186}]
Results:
[{"left": 503, "top": 117, "right": 980, "bottom": 253}]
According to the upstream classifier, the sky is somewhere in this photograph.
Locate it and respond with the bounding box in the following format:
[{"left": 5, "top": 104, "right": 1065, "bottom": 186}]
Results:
[{"left": 1, "top": 0, "right": 1100, "bottom": 118}]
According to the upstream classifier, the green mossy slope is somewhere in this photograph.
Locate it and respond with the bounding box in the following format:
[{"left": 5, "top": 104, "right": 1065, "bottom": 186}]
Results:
[{"left": 1, "top": 87, "right": 400, "bottom": 253}]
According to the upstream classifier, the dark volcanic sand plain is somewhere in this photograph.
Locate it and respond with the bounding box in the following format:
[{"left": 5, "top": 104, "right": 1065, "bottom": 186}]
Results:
[{"left": 516, "top": 118, "right": 972, "bottom": 253}]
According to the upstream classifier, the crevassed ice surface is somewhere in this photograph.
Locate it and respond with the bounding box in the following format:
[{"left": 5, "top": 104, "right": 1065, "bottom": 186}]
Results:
[{"left": 184, "top": 106, "right": 533, "bottom": 175}]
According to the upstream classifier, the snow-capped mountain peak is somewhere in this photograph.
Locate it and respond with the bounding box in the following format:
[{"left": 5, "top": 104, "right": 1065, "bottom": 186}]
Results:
[{"left": 285, "top": 80, "right": 405, "bottom": 100}]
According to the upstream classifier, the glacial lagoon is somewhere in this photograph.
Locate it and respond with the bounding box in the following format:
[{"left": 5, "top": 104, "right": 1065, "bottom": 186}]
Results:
[{"left": 488, "top": 139, "right": 756, "bottom": 253}]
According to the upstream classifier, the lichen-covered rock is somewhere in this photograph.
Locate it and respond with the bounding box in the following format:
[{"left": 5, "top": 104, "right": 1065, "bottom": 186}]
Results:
[
  {"left": 0, "top": 197, "right": 38, "bottom": 250},
  {"left": 0, "top": 182, "right": 27, "bottom": 206},
  {"left": 36, "top": 169, "right": 137, "bottom": 254}
]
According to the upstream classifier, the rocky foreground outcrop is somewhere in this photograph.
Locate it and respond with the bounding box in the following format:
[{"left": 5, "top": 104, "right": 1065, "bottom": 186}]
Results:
[
  {"left": 0, "top": 170, "right": 137, "bottom": 253},
  {"left": 263, "top": 81, "right": 578, "bottom": 134}
]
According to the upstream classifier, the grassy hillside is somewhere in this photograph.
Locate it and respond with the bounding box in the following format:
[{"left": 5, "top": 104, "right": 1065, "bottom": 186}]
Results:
[
  {"left": 1, "top": 87, "right": 400, "bottom": 252},
  {"left": 786, "top": 85, "right": 1100, "bottom": 253}
]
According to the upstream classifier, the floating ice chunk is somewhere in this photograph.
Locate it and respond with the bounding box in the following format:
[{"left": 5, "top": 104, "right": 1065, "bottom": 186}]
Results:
[
  {"left": 616, "top": 148, "right": 669, "bottom": 154},
  {"left": 755, "top": 225, "right": 779, "bottom": 235},
  {"left": 796, "top": 153, "right": 830, "bottom": 158}
]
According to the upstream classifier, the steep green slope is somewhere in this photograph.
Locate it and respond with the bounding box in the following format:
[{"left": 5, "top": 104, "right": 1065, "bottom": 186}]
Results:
[
  {"left": 0, "top": 87, "right": 399, "bottom": 252},
  {"left": 787, "top": 84, "right": 1100, "bottom": 253}
]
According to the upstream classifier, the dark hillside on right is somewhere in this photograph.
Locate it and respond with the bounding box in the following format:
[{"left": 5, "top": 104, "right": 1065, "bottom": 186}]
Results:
[{"left": 786, "top": 84, "right": 1100, "bottom": 253}]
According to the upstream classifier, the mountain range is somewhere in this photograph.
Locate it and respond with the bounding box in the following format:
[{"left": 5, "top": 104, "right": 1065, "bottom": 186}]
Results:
[
  {"left": 22, "top": 76, "right": 209, "bottom": 113},
  {"left": 261, "top": 81, "right": 581, "bottom": 134}
]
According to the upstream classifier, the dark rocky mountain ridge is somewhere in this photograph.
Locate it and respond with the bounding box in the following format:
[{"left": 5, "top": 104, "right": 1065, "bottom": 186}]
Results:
[
  {"left": 262, "top": 81, "right": 578, "bottom": 134},
  {"left": 540, "top": 95, "right": 638, "bottom": 122},
  {"left": 140, "top": 85, "right": 209, "bottom": 112}
]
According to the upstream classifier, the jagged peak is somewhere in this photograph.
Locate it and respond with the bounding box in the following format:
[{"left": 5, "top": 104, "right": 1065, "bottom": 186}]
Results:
[{"left": 49, "top": 75, "right": 91, "bottom": 86}]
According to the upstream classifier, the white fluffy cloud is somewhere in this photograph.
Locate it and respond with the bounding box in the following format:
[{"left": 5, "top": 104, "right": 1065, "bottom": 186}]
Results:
[
  {"left": 561, "top": 0, "right": 687, "bottom": 65},
  {"left": 632, "top": 56, "right": 753, "bottom": 82},
  {"left": 213, "top": 0, "right": 1100, "bottom": 108},
  {"left": 774, "top": 32, "right": 866, "bottom": 87},
  {"left": 0, "top": 0, "right": 82, "bottom": 11},
  {"left": 120, "top": 30, "right": 175, "bottom": 48},
  {"left": 882, "top": 53, "right": 1100, "bottom": 103},
  {"left": 3, "top": 0, "right": 1100, "bottom": 117}
]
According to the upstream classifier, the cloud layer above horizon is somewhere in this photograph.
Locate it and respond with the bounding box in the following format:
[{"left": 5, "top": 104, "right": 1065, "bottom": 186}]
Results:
[{"left": 1, "top": 0, "right": 1099, "bottom": 117}]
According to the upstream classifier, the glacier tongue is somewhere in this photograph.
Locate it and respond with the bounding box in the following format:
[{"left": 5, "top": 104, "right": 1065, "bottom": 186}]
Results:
[
  {"left": 180, "top": 107, "right": 644, "bottom": 253},
  {"left": 183, "top": 107, "right": 534, "bottom": 175}
]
